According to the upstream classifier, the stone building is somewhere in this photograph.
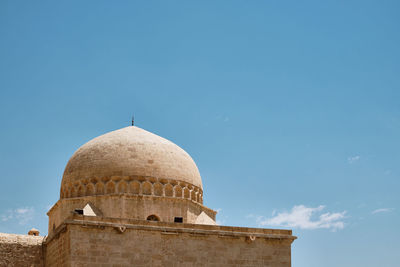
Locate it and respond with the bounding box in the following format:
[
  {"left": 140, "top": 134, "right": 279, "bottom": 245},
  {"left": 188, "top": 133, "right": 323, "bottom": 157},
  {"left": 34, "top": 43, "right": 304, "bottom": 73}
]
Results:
[{"left": 0, "top": 126, "right": 296, "bottom": 266}]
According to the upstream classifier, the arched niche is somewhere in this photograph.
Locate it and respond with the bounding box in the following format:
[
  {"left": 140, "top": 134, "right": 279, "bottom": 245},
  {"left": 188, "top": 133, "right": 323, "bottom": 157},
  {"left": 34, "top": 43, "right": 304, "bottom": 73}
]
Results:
[
  {"left": 146, "top": 214, "right": 160, "bottom": 221},
  {"left": 117, "top": 181, "right": 128, "bottom": 193},
  {"left": 183, "top": 187, "right": 190, "bottom": 199},
  {"left": 95, "top": 183, "right": 104, "bottom": 195},
  {"left": 153, "top": 183, "right": 163, "bottom": 196},
  {"left": 142, "top": 181, "right": 152, "bottom": 195},
  {"left": 165, "top": 184, "right": 173, "bottom": 197},
  {"left": 130, "top": 180, "right": 140, "bottom": 194},
  {"left": 86, "top": 183, "right": 95, "bottom": 196},
  {"left": 191, "top": 190, "right": 197, "bottom": 202},
  {"left": 174, "top": 185, "right": 182, "bottom": 198},
  {"left": 77, "top": 185, "right": 85, "bottom": 197},
  {"left": 106, "top": 181, "right": 115, "bottom": 194}
]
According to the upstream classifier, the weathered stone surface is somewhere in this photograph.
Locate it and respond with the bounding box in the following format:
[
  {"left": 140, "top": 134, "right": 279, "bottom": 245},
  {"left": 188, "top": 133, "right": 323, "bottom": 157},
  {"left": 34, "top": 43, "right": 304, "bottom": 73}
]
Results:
[
  {"left": 61, "top": 126, "right": 203, "bottom": 192},
  {"left": 44, "top": 217, "right": 295, "bottom": 267},
  {"left": 0, "top": 233, "right": 44, "bottom": 267},
  {"left": 48, "top": 194, "right": 216, "bottom": 234}
]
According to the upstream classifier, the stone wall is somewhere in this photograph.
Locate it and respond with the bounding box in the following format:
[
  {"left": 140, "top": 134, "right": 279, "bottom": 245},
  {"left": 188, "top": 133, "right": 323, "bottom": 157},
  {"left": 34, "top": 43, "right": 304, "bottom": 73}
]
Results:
[
  {"left": 48, "top": 195, "right": 216, "bottom": 234},
  {"left": 0, "top": 233, "right": 44, "bottom": 267},
  {"left": 43, "top": 228, "right": 70, "bottom": 267},
  {"left": 44, "top": 217, "right": 295, "bottom": 267}
]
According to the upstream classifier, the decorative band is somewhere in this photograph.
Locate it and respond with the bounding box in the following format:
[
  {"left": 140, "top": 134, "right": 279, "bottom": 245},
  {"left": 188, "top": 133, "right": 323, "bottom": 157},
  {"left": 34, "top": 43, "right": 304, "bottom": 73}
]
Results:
[{"left": 60, "top": 176, "right": 203, "bottom": 204}]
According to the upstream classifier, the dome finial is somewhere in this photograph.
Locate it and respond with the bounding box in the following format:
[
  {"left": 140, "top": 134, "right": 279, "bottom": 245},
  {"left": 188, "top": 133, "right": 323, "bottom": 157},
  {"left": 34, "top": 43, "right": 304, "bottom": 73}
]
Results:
[{"left": 131, "top": 114, "right": 134, "bottom": 126}]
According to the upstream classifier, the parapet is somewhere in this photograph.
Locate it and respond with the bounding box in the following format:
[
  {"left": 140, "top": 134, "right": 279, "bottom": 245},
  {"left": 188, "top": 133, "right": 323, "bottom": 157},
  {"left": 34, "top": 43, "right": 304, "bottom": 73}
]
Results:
[
  {"left": 44, "top": 216, "right": 296, "bottom": 266},
  {"left": 0, "top": 232, "right": 44, "bottom": 267}
]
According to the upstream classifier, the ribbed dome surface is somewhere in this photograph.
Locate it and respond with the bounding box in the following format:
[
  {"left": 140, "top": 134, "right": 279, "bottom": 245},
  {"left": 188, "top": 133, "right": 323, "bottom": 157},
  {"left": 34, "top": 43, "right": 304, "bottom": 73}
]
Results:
[{"left": 61, "top": 126, "right": 202, "bottom": 190}]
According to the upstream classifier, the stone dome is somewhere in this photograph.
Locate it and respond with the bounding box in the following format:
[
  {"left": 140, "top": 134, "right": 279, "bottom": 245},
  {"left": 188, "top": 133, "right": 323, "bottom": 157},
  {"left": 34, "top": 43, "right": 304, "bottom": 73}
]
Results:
[{"left": 60, "top": 126, "right": 203, "bottom": 199}]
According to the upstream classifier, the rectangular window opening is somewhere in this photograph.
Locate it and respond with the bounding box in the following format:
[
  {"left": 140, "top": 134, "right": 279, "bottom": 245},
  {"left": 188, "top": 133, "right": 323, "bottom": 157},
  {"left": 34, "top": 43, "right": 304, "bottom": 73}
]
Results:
[
  {"left": 174, "top": 217, "right": 183, "bottom": 223},
  {"left": 74, "top": 209, "right": 84, "bottom": 215}
]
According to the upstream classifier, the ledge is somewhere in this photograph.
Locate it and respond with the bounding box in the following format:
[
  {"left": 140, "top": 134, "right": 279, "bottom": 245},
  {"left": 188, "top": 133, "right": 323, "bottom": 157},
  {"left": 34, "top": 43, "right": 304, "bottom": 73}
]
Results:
[
  {"left": 0, "top": 233, "right": 44, "bottom": 245},
  {"left": 47, "top": 194, "right": 217, "bottom": 217},
  {"left": 45, "top": 215, "right": 296, "bottom": 244}
]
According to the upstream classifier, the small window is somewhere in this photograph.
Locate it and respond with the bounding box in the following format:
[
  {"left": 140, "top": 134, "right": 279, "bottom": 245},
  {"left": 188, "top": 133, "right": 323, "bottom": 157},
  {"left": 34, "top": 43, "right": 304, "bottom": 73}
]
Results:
[
  {"left": 147, "top": 215, "right": 160, "bottom": 221},
  {"left": 174, "top": 217, "right": 183, "bottom": 223},
  {"left": 74, "top": 209, "right": 84, "bottom": 215}
]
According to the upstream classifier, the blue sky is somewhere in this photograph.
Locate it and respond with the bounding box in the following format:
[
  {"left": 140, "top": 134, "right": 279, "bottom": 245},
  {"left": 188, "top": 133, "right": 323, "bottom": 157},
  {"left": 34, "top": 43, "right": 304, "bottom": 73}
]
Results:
[{"left": 0, "top": 1, "right": 399, "bottom": 266}]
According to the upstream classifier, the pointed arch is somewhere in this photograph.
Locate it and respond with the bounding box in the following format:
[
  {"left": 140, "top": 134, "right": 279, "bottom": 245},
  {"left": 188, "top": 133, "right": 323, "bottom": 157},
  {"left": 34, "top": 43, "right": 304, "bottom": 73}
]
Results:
[
  {"left": 191, "top": 190, "right": 197, "bottom": 202},
  {"left": 142, "top": 181, "right": 152, "bottom": 195},
  {"left": 130, "top": 180, "right": 140, "bottom": 194},
  {"left": 95, "top": 182, "right": 104, "bottom": 195},
  {"left": 106, "top": 181, "right": 115, "bottom": 194},
  {"left": 153, "top": 183, "right": 163, "bottom": 196},
  {"left": 77, "top": 185, "right": 85, "bottom": 197},
  {"left": 86, "top": 183, "right": 95, "bottom": 196},
  {"left": 174, "top": 185, "right": 182, "bottom": 198},
  {"left": 117, "top": 181, "right": 128, "bottom": 193},
  {"left": 165, "top": 184, "right": 173, "bottom": 197},
  {"left": 183, "top": 187, "right": 190, "bottom": 199}
]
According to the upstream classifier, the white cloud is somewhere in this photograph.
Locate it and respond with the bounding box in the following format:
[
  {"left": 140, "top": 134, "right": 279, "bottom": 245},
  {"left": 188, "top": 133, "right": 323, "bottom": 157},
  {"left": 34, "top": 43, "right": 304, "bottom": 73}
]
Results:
[
  {"left": 1, "top": 207, "right": 35, "bottom": 225},
  {"left": 257, "top": 205, "right": 346, "bottom": 231},
  {"left": 371, "top": 208, "right": 394, "bottom": 214},
  {"left": 348, "top": 155, "right": 360, "bottom": 164}
]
